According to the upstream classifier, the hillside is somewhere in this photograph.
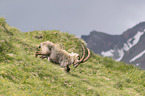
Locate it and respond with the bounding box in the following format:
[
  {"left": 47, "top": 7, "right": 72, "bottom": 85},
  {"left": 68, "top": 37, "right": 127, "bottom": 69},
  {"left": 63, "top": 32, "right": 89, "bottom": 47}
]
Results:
[{"left": 0, "top": 17, "right": 145, "bottom": 96}]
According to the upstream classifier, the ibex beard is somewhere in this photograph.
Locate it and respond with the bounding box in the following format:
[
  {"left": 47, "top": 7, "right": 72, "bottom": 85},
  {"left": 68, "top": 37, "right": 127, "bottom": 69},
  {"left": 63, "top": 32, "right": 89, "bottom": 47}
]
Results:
[{"left": 35, "top": 41, "right": 90, "bottom": 72}]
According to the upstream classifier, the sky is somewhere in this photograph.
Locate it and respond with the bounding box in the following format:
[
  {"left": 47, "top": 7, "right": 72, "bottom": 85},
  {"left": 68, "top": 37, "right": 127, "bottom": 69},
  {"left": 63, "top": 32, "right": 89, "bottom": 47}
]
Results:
[{"left": 1, "top": 0, "right": 145, "bottom": 36}]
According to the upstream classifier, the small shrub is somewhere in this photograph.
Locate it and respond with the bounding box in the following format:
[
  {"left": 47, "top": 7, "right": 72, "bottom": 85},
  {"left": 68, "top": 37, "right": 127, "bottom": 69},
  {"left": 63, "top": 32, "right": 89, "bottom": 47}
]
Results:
[
  {"left": 0, "top": 17, "right": 6, "bottom": 26},
  {"left": 114, "top": 81, "right": 124, "bottom": 90},
  {"left": 125, "top": 78, "right": 132, "bottom": 83}
]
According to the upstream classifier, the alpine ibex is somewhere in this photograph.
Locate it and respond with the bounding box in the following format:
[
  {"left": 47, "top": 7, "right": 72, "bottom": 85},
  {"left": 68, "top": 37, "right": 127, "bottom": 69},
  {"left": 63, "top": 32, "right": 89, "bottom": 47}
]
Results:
[{"left": 35, "top": 41, "right": 90, "bottom": 72}]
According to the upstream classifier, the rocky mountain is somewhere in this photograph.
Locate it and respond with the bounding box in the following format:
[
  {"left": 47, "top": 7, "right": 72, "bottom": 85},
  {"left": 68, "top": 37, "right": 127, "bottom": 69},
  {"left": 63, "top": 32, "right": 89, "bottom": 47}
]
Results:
[{"left": 81, "top": 22, "right": 145, "bottom": 69}]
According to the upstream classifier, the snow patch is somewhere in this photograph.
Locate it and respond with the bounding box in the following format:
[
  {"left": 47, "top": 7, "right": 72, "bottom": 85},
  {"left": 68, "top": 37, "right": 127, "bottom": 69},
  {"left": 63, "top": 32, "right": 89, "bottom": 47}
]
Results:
[
  {"left": 123, "top": 43, "right": 130, "bottom": 51},
  {"left": 116, "top": 49, "right": 124, "bottom": 61},
  {"left": 101, "top": 31, "right": 145, "bottom": 61},
  {"left": 130, "top": 50, "right": 145, "bottom": 63},
  {"left": 136, "top": 63, "right": 140, "bottom": 66},
  {"left": 116, "top": 43, "right": 130, "bottom": 61},
  {"left": 101, "top": 49, "right": 114, "bottom": 57},
  {"left": 127, "top": 31, "right": 144, "bottom": 48}
]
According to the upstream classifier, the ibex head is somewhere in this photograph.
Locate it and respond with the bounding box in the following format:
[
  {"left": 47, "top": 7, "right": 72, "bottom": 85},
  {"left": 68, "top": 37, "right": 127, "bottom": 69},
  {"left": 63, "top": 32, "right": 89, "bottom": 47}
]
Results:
[{"left": 36, "top": 41, "right": 55, "bottom": 57}]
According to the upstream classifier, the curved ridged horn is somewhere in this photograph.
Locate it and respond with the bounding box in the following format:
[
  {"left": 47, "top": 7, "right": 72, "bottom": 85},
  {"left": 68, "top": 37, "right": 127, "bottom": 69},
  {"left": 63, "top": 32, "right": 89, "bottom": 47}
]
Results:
[
  {"left": 74, "top": 44, "right": 91, "bottom": 68},
  {"left": 83, "top": 48, "right": 90, "bottom": 62},
  {"left": 77, "top": 44, "right": 86, "bottom": 63}
]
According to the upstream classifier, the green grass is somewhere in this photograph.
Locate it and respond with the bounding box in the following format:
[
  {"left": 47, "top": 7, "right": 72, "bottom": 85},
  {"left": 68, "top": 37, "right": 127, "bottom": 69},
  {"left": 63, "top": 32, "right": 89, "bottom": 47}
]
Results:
[{"left": 0, "top": 17, "right": 145, "bottom": 96}]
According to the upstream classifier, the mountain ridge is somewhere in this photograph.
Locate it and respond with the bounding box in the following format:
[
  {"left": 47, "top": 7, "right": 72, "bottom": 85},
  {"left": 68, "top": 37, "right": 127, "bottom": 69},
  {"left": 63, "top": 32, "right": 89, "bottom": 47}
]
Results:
[{"left": 81, "top": 21, "right": 145, "bottom": 69}]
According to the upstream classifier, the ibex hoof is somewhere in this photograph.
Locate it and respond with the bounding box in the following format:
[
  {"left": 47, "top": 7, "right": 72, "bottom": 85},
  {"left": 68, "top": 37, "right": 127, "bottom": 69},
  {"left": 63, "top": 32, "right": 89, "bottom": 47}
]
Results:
[{"left": 65, "top": 66, "right": 70, "bottom": 72}]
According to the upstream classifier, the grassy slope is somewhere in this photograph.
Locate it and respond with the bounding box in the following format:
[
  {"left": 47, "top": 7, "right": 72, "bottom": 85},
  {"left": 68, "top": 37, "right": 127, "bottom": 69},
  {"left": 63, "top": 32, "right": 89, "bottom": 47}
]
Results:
[{"left": 0, "top": 18, "right": 145, "bottom": 96}]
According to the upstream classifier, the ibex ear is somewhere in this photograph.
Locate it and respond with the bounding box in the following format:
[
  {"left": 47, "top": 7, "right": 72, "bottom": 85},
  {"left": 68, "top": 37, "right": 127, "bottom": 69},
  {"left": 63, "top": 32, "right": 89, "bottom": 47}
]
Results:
[{"left": 39, "top": 42, "right": 44, "bottom": 48}]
